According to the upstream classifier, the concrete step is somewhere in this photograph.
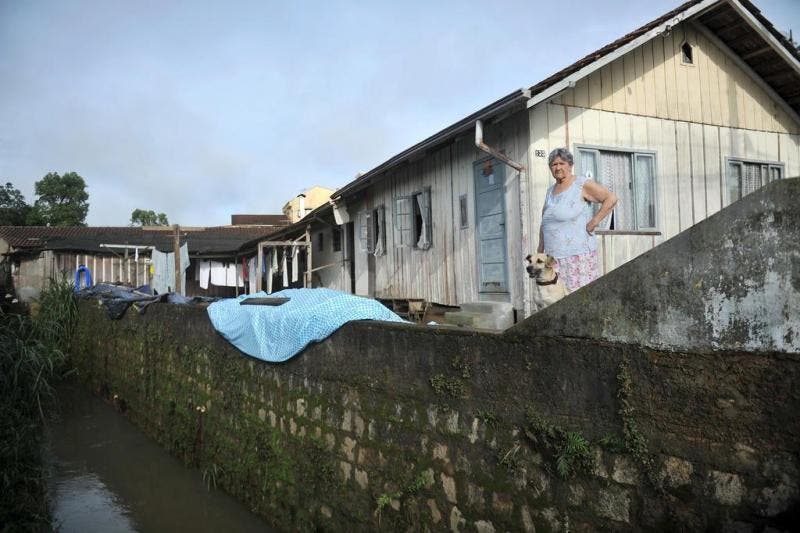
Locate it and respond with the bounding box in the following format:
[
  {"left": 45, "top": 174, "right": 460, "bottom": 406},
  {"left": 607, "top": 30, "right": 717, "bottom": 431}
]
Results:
[{"left": 441, "top": 301, "right": 514, "bottom": 330}]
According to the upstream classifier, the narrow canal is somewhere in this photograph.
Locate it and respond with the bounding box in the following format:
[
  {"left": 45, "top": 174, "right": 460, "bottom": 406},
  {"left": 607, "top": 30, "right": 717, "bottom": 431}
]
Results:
[{"left": 46, "top": 381, "right": 275, "bottom": 532}]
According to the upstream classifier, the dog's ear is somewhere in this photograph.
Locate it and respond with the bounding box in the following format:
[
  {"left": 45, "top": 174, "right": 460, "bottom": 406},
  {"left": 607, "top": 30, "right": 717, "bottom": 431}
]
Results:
[{"left": 545, "top": 255, "right": 557, "bottom": 268}]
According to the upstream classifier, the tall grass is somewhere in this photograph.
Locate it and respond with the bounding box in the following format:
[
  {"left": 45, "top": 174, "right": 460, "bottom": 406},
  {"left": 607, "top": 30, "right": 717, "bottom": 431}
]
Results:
[{"left": 0, "top": 278, "right": 76, "bottom": 530}]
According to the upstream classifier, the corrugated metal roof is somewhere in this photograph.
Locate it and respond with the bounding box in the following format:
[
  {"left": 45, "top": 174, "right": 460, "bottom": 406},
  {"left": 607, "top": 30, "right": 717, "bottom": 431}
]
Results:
[
  {"left": 0, "top": 225, "right": 284, "bottom": 256},
  {"left": 230, "top": 214, "right": 289, "bottom": 226}
]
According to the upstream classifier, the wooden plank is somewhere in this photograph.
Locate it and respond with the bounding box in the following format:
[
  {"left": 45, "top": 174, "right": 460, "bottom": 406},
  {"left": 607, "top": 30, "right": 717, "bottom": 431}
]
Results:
[
  {"left": 780, "top": 133, "right": 800, "bottom": 177},
  {"left": 703, "top": 124, "right": 722, "bottom": 216},
  {"left": 633, "top": 45, "right": 647, "bottom": 116},
  {"left": 651, "top": 36, "right": 668, "bottom": 118},
  {"left": 574, "top": 77, "right": 589, "bottom": 108},
  {"left": 657, "top": 119, "right": 681, "bottom": 239},
  {"left": 718, "top": 127, "right": 733, "bottom": 207},
  {"left": 663, "top": 31, "right": 679, "bottom": 120},
  {"left": 697, "top": 32, "right": 713, "bottom": 125},
  {"left": 612, "top": 57, "right": 626, "bottom": 112},
  {"left": 705, "top": 32, "right": 723, "bottom": 126},
  {"left": 690, "top": 122, "right": 707, "bottom": 223},
  {"left": 582, "top": 107, "right": 601, "bottom": 146},
  {"left": 675, "top": 121, "right": 695, "bottom": 230},
  {"left": 588, "top": 71, "right": 602, "bottom": 109},
  {"left": 686, "top": 27, "right": 704, "bottom": 124},
  {"left": 600, "top": 64, "right": 614, "bottom": 112},
  {"left": 674, "top": 35, "right": 691, "bottom": 121},
  {"left": 641, "top": 40, "right": 656, "bottom": 118},
  {"left": 624, "top": 50, "right": 639, "bottom": 115},
  {"left": 734, "top": 55, "right": 747, "bottom": 129}
]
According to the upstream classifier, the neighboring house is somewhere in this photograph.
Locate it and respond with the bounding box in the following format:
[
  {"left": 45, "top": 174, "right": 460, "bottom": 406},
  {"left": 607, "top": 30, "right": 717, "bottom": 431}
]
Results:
[
  {"left": 0, "top": 225, "right": 285, "bottom": 300},
  {"left": 282, "top": 186, "right": 336, "bottom": 223},
  {"left": 274, "top": 0, "right": 799, "bottom": 318}
]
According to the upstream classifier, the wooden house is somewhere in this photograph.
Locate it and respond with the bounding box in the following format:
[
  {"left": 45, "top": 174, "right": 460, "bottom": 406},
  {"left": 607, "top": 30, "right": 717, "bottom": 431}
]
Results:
[{"left": 272, "top": 0, "right": 799, "bottom": 319}]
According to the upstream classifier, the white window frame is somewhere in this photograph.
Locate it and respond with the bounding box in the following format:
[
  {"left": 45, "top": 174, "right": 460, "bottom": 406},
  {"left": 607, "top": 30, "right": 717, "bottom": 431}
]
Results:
[
  {"left": 576, "top": 145, "right": 659, "bottom": 232},
  {"left": 394, "top": 196, "right": 413, "bottom": 248},
  {"left": 359, "top": 207, "right": 386, "bottom": 255},
  {"left": 725, "top": 157, "right": 783, "bottom": 204},
  {"left": 394, "top": 187, "right": 432, "bottom": 250}
]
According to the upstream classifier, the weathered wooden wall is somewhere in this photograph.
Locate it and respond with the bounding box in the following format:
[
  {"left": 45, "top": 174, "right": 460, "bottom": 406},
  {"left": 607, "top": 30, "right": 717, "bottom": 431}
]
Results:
[
  {"left": 14, "top": 251, "right": 151, "bottom": 295},
  {"left": 551, "top": 22, "right": 799, "bottom": 134},
  {"left": 350, "top": 110, "right": 529, "bottom": 309}
]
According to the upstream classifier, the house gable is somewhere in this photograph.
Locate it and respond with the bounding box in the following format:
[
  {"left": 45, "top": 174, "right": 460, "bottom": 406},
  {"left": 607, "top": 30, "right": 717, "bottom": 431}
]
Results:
[{"left": 551, "top": 20, "right": 799, "bottom": 134}]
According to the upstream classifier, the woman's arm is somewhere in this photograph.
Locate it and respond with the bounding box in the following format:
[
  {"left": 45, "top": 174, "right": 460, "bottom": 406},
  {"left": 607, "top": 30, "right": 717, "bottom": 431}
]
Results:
[{"left": 582, "top": 180, "right": 618, "bottom": 233}]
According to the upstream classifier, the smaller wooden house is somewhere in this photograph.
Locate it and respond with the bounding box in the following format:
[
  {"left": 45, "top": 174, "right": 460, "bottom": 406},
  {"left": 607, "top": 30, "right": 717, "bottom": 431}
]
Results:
[{"left": 0, "top": 224, "right": 286, "bottom": 301}]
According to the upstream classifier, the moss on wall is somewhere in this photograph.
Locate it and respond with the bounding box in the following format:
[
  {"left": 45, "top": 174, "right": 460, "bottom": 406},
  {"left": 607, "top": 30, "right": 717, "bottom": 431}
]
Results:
[{"left": 71, "top": 302, "right": 800, "bottom": 531}]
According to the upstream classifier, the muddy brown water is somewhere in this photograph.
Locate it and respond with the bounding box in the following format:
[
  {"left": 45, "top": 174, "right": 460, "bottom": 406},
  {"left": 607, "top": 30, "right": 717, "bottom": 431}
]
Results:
[{"left": 46, "top": 381, "right": 275, "bottom": 532}]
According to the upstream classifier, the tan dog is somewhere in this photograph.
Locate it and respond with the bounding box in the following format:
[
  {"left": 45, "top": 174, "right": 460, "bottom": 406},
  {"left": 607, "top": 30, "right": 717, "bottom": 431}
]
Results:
[{"left": 526, "top": 253, "right": 570, "bottom": 311}]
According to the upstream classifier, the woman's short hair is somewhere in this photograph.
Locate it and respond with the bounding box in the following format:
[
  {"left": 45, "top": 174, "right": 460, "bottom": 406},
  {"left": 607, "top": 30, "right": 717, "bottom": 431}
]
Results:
[{"left": 547, "top": 147, "right": 574, "bottom": 167}]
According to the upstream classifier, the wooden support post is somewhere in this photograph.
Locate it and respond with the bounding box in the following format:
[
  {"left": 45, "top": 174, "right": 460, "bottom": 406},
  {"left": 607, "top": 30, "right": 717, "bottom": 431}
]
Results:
[
  {"left": 124, "top": 247, "right": 129, "bottom": 284},
  {"left": 173, "top": 224, "right": 181, "bottom": 294},
  {"left": 256, "top": 242, "right": 264, "bottom": 293},
  {"left": 305, "top": 225, "right": 312, "bottom": 288}
]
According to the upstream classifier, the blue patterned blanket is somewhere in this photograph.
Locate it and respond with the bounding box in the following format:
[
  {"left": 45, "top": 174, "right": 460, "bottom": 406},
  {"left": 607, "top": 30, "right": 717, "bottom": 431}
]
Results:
[{"left": 206, "top": 288, "right": 406, "bottom": 362}]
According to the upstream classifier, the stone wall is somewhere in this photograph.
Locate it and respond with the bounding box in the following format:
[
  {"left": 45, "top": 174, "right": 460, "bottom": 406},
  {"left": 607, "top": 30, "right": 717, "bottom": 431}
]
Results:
[{"left": 71, "top": 301, "right": 800, "bottom": 531}]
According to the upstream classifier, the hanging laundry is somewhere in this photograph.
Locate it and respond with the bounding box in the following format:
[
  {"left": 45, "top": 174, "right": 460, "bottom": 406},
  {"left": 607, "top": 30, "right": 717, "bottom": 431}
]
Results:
[
  {"left": 210, "top": 261, "right": 226, "bottom": 286},
  {"left": 247, "top": 256, "right": 257, "bottom": 294},
  {"left": 150, "top": 244, "right": 190, "bottom": 295},
  {"left": 291, "top": 246, "right": 299, "bottom": 283},
  {"left": 224, "top": 263, "right": 239, "bottom": 287},
  {"left": 198, "top": 261, "right": 211, "bottom": 290},
  {"left": 266, "top": 249, "right": 274, "bottom": 294},
  {"left": 235, "top": 263, "right": 244, "bottom": 287},
  {"left": 282, "top": 248, "right": 289, "bottom": 288}
]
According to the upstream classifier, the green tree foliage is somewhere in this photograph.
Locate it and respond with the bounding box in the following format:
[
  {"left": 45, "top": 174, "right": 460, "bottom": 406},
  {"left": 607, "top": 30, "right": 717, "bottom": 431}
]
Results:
[
  {"left": 0, "top": 182, "right": 31, "bottom": 226},
  {"left": 27, "top": 172, "right": 89, "bottom": 227},
  {"left": 130, "top": 209, "right": 169, "bottom": 226}
]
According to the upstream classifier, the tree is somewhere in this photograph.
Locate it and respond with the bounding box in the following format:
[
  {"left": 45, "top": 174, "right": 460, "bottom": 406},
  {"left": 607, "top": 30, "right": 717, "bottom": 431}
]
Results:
[
  {"left": 0, "top": 182, "right": 31, "bottom": 226},
  {"left": 27, "top": 172, "right": 89, "bottom": 226},
  {"left": 130, "top": 209, "right": 169, "bottom": 226}
]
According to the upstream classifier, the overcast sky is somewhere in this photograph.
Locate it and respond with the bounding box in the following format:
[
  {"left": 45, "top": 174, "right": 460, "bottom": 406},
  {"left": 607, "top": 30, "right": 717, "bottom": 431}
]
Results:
[{"left": 1, "top": 0, "right": 797, "bottom": 226}]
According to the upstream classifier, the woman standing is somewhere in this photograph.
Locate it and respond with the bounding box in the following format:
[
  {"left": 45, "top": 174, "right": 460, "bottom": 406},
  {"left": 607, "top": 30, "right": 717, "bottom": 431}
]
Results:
[{"left": 536, "top": 147, "right": 617, "bottom": 291}]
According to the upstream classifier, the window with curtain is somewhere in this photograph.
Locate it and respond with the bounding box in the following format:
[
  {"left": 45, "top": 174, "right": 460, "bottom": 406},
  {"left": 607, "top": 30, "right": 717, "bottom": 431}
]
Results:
[
  {"left": 358, "top": 211, "right": 372, "bottom": 253},
  {"left": 726, "top": 159, "right": 783, "bottom": 203},
  {"left": 576, "top": 147, "right": 657, "bottom": 231},
  {"left": 394, "top": 188, "right": 432, "bottom": 249},
  {"left": 372, "top": 206, "right": 386, "bottom": 257},
  {"left": 413, "top": 188, "right": 432, "bottom": 250}
]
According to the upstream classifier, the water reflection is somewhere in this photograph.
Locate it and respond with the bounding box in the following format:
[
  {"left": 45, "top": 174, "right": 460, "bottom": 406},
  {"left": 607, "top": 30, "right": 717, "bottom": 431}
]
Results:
[{"left": 47, "top": 381, "right": 274, "bottom": 532}]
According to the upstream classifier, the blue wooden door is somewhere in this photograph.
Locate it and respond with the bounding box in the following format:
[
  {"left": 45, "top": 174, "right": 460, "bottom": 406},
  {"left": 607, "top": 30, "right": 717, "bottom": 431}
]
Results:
[{"left": 474, "top": 158, "right": 508, "bottom": 293}]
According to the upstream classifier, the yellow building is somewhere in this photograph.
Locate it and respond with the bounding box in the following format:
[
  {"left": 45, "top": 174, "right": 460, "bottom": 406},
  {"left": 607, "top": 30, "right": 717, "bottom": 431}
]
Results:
[{"left": 281, "top": 186, "right": 336, "bottom": 223}]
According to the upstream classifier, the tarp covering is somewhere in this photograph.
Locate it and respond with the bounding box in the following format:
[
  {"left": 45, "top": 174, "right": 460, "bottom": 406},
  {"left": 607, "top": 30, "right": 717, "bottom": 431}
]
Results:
[
  {"left": 206, "top": 288, "right": 406, "bottom": 362},
  {"left": 77, "top": 283, "right": 216, "bottom": 319}
]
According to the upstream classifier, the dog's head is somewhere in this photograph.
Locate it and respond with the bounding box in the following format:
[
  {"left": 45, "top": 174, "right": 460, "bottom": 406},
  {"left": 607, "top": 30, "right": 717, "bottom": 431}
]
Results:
[{"left": 525, "top": 253, "right": 557, "bottom": 279}]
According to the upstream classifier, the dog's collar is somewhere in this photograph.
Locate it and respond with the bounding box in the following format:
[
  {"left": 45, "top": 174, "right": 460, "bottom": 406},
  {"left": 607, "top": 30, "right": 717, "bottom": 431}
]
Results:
[{"left": 536, "top": 273, "right": 559, "bottom": 286}]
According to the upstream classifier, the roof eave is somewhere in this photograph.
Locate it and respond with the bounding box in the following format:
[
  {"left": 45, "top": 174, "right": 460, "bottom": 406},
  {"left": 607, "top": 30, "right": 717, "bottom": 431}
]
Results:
[{"left": 331, "top": 88, "right": 530, "bottom": 201}]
